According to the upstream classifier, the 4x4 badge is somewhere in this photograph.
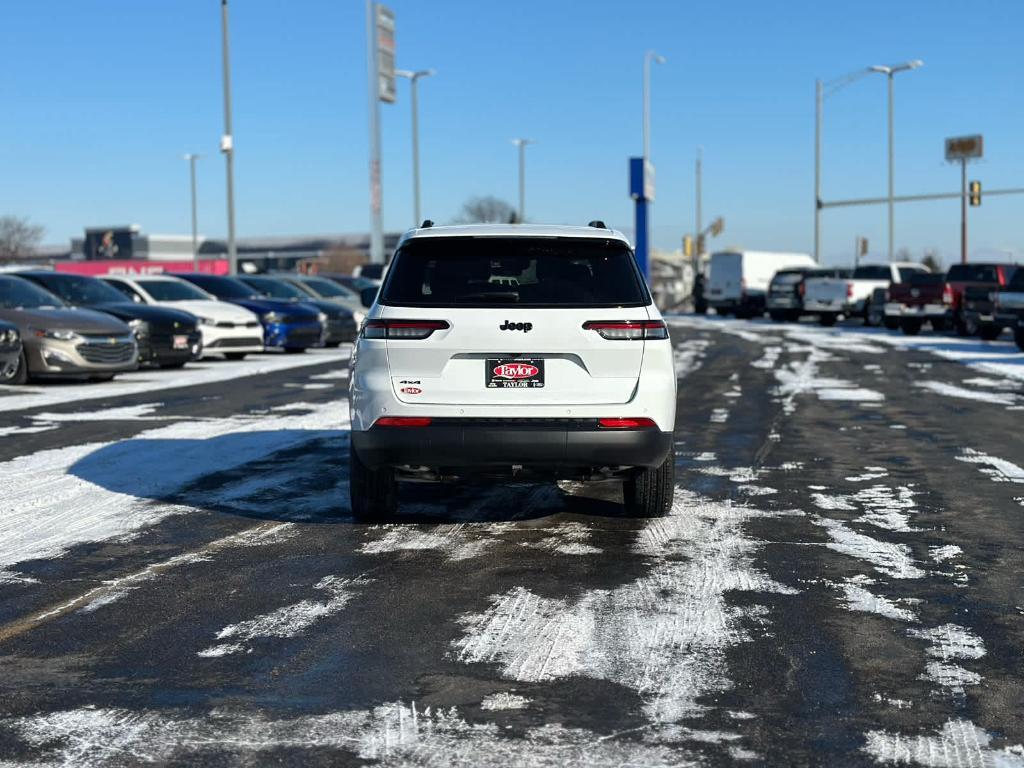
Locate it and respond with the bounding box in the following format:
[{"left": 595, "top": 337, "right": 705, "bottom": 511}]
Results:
[{"left": 499, "top": 320, "right": 532, "bottom": 332}]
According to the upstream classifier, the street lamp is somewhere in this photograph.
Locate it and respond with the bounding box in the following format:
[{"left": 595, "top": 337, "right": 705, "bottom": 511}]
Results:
[
  {"left": 869, "top": 59, "right": 924, "bottom": 262},
  {"left": 395, "top": 68, "right": 435, "bottom": 226},
  {"left": 183, "top": 154, "right": 200, "bottom": 270},
  {"left": 814, "top": 67, "right": 875, "bottom": 262},
  {"left": 511, "top": 138, "right": 535, "bottom": 223},
  {"left": 642, "top": 50, "right": 666, "bottom": 163}
]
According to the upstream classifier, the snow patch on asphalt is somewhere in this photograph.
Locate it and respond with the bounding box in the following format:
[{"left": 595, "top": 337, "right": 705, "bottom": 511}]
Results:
[
  {"left": 864, "top": 719, "right": 1024, "bottom": 767},
  {"left": 813, "top": 518, "right": 925, "bottom": 579},
  {"left": 0, "top": 401, "right": 349, "bottom": 578},
  {"left": 930, "top": 545, "right": 962, "bottom": 563},
  {"left": 452, "top": 490, "right": 798, "bottom": 724},
  {"left": 916, "top": 381, "right": 1019, "bottom": 406},
  {"left": 839, "top": 580, "right": 917, "bottom": 622},
  {"left": 710, "top": 408, "right": 729, "bottom": 423},
  {"left": 199, "top": 575, "right": 370, "bottom": 657},
  {"left": 360, "top": 525, "right": 503, "bottom": 561},
  {"left": 479, "top": 692, "right": 531, "bottom": 711},
  {"left": 29, "top": 403, "right": 166, "bottom": 422},
  {"left": 908, "top": 624, "right": 985, "bottom": 695},
  {"left": 521, "top": 522, "right": 602, "bottom": 556},
  {"left": 956, "top": 448, "right": 1024, "bottom": 484},
  {"left": 5, "top": 703, "right": 696, "bottom": 767},
  {"left": 674, "top": 338, "right": 711, "bottom": 379}
]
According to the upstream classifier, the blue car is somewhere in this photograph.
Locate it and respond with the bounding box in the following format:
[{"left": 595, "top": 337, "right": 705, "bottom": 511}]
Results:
[{"left": 172, "top": 273, "right": 323, "bottom": 353}]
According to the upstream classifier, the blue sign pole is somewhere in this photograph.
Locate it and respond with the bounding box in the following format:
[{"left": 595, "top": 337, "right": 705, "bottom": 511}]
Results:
[{"left": 629, "top": 157, "right": 651, "bottom": 282}]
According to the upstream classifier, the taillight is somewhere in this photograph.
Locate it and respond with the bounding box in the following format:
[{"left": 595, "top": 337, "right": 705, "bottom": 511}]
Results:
[
  {"left": 799, "top": 282, "right": 806, "bottom": 297},
  {"left": 943, "top": 284, "right": 954, "bottom": 305},
  {"left": 846, "top": 284, "right": 855, "bottom": 298},
  {"left": 374, "top": 416, "right": 432, "bottom": 427},
  {"left": 583, "top": 320, "right": 669, "bottom": 340},
  {"left": 362, "top": 319, "right": 449, "bottom": 340},
  {"left": 598, "top": 417, "right": 657, "bottom": 429}
]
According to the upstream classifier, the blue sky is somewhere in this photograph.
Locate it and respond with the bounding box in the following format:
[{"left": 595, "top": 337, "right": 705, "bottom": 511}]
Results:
[{"left": 1, "top": 0, "right": 1021, "bottom": 266}]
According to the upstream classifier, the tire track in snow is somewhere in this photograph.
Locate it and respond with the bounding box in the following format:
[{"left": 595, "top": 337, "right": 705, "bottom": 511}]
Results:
[{"left": 452, "top": 489, "right": 799, "bottom": 725}]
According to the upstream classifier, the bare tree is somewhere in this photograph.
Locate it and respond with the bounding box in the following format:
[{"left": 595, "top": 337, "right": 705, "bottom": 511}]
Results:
[
  {"left": 921, "top": 249, "right": 942, "bottom": 273},
  {"left": 454, "top": 196, "right": 519, "bottom": 224},
  {"left": 0, "top": 216, "right": 45, "bottom": 262}
]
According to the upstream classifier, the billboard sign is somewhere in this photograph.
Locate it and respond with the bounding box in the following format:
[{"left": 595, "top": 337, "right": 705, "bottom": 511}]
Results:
[
  {"left": 945, "top": 134, "right": 983, "bottom": 162},
  {"left": 376, "top": 4, "right": 396, "bottom": 103},
  {"left": 83, "top": 228, "right": 134, "bottom": 260}
]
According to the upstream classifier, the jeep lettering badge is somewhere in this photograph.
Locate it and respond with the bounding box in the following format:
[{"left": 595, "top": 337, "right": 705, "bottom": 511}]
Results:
[{"left": 499, "top": 320, "right": 532, "bottom": 332}]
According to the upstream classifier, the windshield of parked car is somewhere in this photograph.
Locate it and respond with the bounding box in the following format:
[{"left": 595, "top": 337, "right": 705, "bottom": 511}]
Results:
[
  {"left": 771, "top": 271, "right": 806, "bottom": 285},
  {"left": 137, "top": 279, "right": 211, "bottom": 302},
  {"left": 0, "top": 276, "right": 67, "bottom": 309},
  {"left": 381, "top": 237, "right": 650, "bottom": 308},
  {"left": 299, "top": 277, "right": 352, "bottom": 299},
  {"left": 177, "top": 275, "right": 256, "bottom": 300},
  {"left": 1009, "top": 270, "right": 1024, "bottom": 291},
  {"left": 853, "top": 266, "right": 892, "bottom": 280},
  {"left": 241, "top": 276, "right": 307, "bottom": 300},
  {"left": 31, "top": 275, "right": 128, "bottom": 305}
]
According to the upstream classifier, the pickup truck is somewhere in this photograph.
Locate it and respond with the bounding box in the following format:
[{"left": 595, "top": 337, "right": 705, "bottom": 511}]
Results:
[
  {"left": 993, "top": 269, "right": 1024, "bottom": 351},
  {"left": 883, "top": 273, "right": 950, "bottom": 335},
  {"left": 766, "top": 267, "right": 849, "bottom": 322},
  {"left": 944, "top": 263, "right": 1019, "bottom": 336},
  {"left": 803, "top": 262, "right": 929, "bottom": 326}
]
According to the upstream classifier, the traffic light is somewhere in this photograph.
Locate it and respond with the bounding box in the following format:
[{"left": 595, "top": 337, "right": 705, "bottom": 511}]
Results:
[
  {"left": 969, "top": 181, "right": 982, "bottom": 207},
  {"left": 683, "top": 235, "right": 694, "bottom": 258}
]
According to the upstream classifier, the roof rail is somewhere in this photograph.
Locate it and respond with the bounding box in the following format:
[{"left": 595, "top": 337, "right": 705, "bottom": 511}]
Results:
[
  {"left": 420, "top": 219, "right": 434, "bottom": 229},
  {"left": 587, "top": 220, "right": 607, "bottom": 229}
]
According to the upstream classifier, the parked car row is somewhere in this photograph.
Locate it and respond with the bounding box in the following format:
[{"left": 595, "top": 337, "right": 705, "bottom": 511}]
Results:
[
  {"left": 713, "top": 253, "right": 1024, "bottom": 351},
  {"left": 0, "top": 270, "right": 366, "bottom": 386}
]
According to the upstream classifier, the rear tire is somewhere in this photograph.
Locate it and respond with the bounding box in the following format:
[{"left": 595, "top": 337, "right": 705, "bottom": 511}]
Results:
[
  {"left": 349, "top": 441, "right": 398, "bottom": 521},
  {"left": 769, "top": 310, "right": 787, "bottom": 322},
  {"left": 1, "top": 350, "right": 28, "bottom": 386},
  {"left": 623, "top": 449, "right": 675, "bottom": 518},
  {"left": 818, "top": 313, "right": 838, "bottom": 327},
  {"left": 223, "top": 352, "right": 247, "bottom": 361},
  {"left": 1015, "top": 329, "right": 1024, "bottom": 352},
  {"left": 900, "top": 318, "right": 923, "bottom": 336},
  {"left": 978, "top": 324, "right": 1001, "bottom": 341},
  {"left": 884, "top": 317, "right": 900, "bottom": 331}
]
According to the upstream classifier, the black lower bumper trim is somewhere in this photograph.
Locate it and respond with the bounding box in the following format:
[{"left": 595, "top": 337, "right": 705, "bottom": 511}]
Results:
[{"left": 352, "top": 420, "right": 673, "bottom": 471}]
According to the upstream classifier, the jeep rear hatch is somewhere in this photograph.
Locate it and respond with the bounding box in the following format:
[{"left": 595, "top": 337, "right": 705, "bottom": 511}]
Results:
[{"left": 375, "top": 236, "right": 656, "bottom": 406}]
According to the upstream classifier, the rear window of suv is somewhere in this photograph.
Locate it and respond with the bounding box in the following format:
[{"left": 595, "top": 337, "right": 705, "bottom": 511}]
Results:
[
  {"left": 380, "top": 237, "right": 650, "bottom": 308},
  {"left": 946, "top": 264, "right": 1000, "bottom": 282}
]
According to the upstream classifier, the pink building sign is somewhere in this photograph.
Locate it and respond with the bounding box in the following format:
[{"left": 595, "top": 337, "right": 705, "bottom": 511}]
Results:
[{"left": 54, "top": 259, "right": 230, "bottom": 277}]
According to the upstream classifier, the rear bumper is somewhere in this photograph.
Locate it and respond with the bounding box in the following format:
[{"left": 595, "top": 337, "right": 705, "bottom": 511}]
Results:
[
  {"left": 352, "top": 419, "right": 673, "bottom": 471},
  {"left": 884, "top": 303, "right": 948, "bottom": 319},
  {"left": 804, "top": 298, "right": 858, "bottom": 314}
]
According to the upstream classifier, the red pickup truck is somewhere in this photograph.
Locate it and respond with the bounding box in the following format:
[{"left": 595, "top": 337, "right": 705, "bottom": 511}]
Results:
[
  {"left": 945, "top": 263, "right": 1019, "bottom": 335},
  {"left": 884, "top": 274, "right": 950, "bottom": 335}
]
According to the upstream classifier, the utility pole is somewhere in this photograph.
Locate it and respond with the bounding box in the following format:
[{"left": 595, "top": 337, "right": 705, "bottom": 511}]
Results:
[
  {"left": 511, "top": 138, "right": 534, "bottom": 223},
  {"left": 366, "top": 0, "right": 383, "bottom": 263},
  {"left": 184, "top": 154, "right": 200, "bottom": 271},
  {"left": 220, "top": 0, "right": 237, "bottom": 275},
  {"left": 960, "top": 158, "right": 967, "bottom": 265},
  {"left": 814, "top": 79, "right": 822, "bottom": 263},
  {"left": 695, "top": 147, "right": 703, "bottom": 251}
]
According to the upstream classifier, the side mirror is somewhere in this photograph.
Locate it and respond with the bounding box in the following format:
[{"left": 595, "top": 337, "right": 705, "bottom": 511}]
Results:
[{"left": 360, "top": 286, "right": 378, "bottom": 308}]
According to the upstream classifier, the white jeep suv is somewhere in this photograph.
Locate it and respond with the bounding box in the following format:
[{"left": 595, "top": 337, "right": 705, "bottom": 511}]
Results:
[{"left": 348, "top": 223, "right": 677, "bottom": 519}]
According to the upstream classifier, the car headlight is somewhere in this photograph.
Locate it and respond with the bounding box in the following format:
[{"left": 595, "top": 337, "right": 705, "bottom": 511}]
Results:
[
  {"left": 128, "top": 319, "right": 149, "bottom": 337},
  {"left": 197, "top": 316, "right": 217, "bottom": 326},
  {"left": 32, "top": 328, "right": 79, "bottom": 341},
  {"left": 263, "top": 312, "right": 284, "bottom": 323},
  {"left": 317, "top": 312, "right": 328, "bottom": 325},
  {"left": 0, "top": 328, "right": 18, "bottom": 344}
]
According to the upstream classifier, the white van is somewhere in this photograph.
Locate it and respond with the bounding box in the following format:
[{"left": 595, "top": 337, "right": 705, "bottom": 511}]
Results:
[{"left": 708, "top": 251, "right": 816, "bottom": 318}]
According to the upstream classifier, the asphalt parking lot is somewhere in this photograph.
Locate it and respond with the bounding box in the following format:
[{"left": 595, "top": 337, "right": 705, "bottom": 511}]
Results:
[{"left": 1, "top": 319, "right": 1023, "bottom": 767}]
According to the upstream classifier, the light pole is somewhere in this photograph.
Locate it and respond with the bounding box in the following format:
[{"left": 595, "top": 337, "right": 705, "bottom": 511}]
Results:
[
  {"left": 184, "top": 154, "right": 200, "bottom": 270},
  {"left": 395, "top": 68, "right": 435, "bottom": 226},
  {"left": 642, "top": 50, "right": 666, "bottom": 163},
  {"left": 219, "top": 0, "right": 237, "bottom": 275},
  {"left": 511, "top": 138, "right": 534, "bottom": 223},
  {"left": 814, "top": 67, "right": 876, "bottom": 262},
  {"left": 869, "top": 60, "right": 924, "bottom": 262}
]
